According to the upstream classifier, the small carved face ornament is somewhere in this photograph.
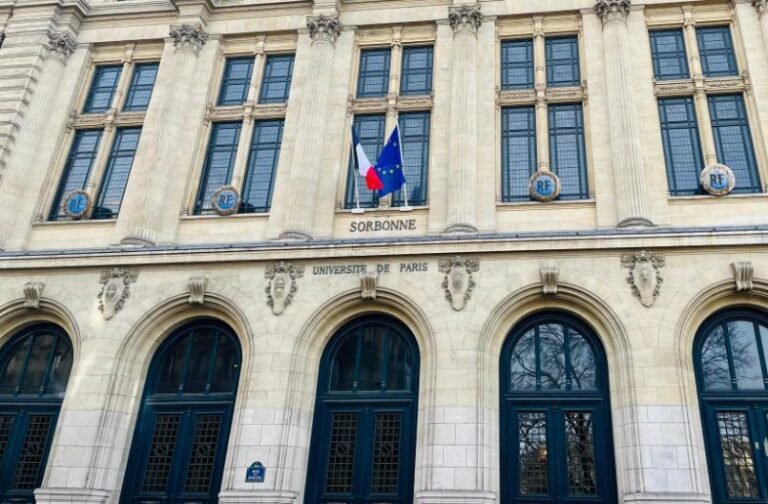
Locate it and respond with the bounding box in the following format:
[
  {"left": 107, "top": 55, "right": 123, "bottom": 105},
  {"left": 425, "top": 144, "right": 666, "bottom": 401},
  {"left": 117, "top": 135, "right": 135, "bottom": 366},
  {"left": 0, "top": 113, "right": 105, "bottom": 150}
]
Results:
[{"left": 273, "top": 276, "right": 287, "bottom": 298}]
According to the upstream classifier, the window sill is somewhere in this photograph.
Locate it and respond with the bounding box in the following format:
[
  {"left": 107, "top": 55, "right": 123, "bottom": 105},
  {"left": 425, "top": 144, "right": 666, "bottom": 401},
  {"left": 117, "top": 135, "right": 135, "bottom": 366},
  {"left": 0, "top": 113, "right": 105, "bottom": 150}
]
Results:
[
  {"left": 336, "top": 205, "right": 428, "bottom": 214},
  {"left": 497, "top": 199, "right": 595, "bottom": 210},
  {"left": 180, "top": 212, "right": 270, "bottom": 220},
  {"left": 668, "top": 192, "right": 767, "bottom": 204},
  {"left": 34, "top": 218, "right": 117, "bottom": 227}
]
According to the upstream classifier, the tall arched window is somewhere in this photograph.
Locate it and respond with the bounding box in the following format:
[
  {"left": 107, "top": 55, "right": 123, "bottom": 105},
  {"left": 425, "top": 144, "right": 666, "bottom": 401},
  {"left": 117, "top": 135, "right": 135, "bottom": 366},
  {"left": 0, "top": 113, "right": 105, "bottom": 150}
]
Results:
[
  {"left": 0, "top": 324, "right": 73, "bottom": 503},
  {"left": 305, "top": 316, "right": 419, "bottom": 504},
  {"left": 500, "top": 313, "right": 617, "bottom": 504},
  {"left": 121, "top": 320, "right": 241, "bottom": 504},
  {"left": 694, "top": 309, "right": 768, "bottom": 504}
]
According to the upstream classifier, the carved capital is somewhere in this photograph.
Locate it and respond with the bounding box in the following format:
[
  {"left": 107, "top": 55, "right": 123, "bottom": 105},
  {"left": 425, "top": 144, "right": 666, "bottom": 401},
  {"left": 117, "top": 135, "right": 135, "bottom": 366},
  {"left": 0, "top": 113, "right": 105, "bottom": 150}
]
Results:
[
  {"left": 307, "top": 15, "right": 342, "bottom": 45},
  {"left": 438, "top": 256, "right": 479, "bottom": 311},
  {"left": 188, "top": 276, "right": 208, "bottom": 304},
  {"left": 540, "top": 266, "right": 559, "bottom": 296},
  {"left": 265, "top": 262, "right": 304, "bottom": 315},
  {"left": 621, "top": 251, "right": 664, "bottom": 307},
  {"left": 754, "top": 0, "right": 768, "bottom": 15},
  {"left": 23, "top": 282, "right": 45, "bottom": 309},
  {"left": 360, "top": 272, "right": 378, "bottom": 300},
  {"left": 169, "top": 23, "right": 208, "bottom": 54},
  {"left": 98, "top": 268, "right": 138, "bottom": 320},
  {"left": 595, "top": 0, "right": 631, "bottom": 25},
  {"left": 732, "top": 261, "right": 754, "bottom": 292},
  {"left": 47, "top": 31, "right": 77, "bottom": 62},
  {"left": 449, "top": 4, "right": 483, "bottom": 35}
]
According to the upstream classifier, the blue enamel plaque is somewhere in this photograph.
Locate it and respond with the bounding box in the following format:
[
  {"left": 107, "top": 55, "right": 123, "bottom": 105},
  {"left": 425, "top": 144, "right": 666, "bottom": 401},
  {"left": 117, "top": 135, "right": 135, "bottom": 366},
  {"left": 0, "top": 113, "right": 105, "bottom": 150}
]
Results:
[{"left": 246, "top": 461, "right": 265, "bottom": 483}]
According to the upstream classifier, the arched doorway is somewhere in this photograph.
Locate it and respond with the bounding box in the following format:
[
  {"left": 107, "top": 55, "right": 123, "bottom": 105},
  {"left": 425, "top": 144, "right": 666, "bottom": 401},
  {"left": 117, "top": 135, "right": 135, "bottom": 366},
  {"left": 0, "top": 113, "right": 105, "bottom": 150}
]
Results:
[
  {"left": 0, "top": 324, "right": 73, "bottom": 503},
  {"left": 305, "top": 315, "right": 419, "bottom": 504},
  {"left": 500, "top": 312, "right": 617, "bottom": 504},
  {"left": 694, "top": 309, "right": 768, "bottom": 503},
  {"left": 121, "top": 319, "right": 241, "bottom": 503}
]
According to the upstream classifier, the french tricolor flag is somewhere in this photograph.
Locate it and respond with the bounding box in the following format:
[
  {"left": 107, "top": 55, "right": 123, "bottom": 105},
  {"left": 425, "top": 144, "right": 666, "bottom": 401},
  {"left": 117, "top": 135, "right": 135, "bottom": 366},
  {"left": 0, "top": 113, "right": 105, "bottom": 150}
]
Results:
[{"left": 352, "top": 127, "right": 384, "bottom": 190}]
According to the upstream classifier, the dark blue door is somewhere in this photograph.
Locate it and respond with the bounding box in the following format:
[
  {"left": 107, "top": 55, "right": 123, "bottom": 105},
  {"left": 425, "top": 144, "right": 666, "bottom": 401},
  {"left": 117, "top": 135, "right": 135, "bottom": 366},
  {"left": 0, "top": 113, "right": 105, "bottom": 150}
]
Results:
[
  {"left": 305, "top": 316, "right": 419, "bottom": 504},
  {"left": 0, "top": 324, "right": 73, "bottom": 503},
  {"left": 500, "top": 313, "right": 617, "bottom": 504},
  {"left": 695, "top": 310, "right": 768, "bottom": 504},
  {"left": 121, "top": 320, "right": 241, "bottom": 504}
]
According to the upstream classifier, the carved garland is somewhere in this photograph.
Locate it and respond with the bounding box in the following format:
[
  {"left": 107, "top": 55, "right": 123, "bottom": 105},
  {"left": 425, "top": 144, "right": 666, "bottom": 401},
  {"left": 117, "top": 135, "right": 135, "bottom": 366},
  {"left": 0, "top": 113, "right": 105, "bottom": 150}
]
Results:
[
  {"left": 621, "top": 251, "right": 665, "bottom": 307},
  {"left": 438, "top": 256, "right": 479, "bottom": 311},
  {"left": 265, "top": 262, "right": 304, "bottom": 315},
  {"left": 98, "top": 268, "right": 138, "bottom": 320}
]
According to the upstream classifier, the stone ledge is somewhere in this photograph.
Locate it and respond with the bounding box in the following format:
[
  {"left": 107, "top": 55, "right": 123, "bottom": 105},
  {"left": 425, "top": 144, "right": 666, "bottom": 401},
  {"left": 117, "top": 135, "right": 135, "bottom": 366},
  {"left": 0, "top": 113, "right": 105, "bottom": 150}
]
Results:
[
  {"left": 34, "top": 488, "right": 111, "bottom": 504},
  {"left": 415, "top": 490, "right": 496, "bottom": 504},
  {"left": 219, "top": 490, "right": 298, "bottom": 504},
  {"left": 622, "top": 492, "right": 710, "bottom": 504}
]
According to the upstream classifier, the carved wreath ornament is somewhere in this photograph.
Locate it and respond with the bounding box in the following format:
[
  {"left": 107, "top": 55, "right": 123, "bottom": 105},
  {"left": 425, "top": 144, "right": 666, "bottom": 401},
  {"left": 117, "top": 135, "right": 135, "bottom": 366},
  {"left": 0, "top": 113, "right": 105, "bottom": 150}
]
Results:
[
  {"left": 265, "top": 262, "right": 304, "bottom": 315},
  {"left": 438, "top": 256, "right": 479, "bottom": 311},
  {"left": 98, "top": 268, "right": 138, "bottom": 320},
  {"left": 621, "top": 251, "right": 665, "bottom": 307}
]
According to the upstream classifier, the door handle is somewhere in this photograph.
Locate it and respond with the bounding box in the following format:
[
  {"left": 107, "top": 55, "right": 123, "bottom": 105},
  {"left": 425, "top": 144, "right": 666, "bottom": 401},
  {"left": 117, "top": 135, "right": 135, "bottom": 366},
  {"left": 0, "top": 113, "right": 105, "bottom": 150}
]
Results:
[{"left": 763, "top": 438, "right": 768, "bottom": 457}]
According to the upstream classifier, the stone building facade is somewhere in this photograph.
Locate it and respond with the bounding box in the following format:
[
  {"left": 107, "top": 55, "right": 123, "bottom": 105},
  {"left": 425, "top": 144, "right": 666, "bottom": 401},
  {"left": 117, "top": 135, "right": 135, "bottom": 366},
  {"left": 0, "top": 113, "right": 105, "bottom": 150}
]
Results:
[{"left": 0, "top": 0, "right": 768, "bottom": 503}]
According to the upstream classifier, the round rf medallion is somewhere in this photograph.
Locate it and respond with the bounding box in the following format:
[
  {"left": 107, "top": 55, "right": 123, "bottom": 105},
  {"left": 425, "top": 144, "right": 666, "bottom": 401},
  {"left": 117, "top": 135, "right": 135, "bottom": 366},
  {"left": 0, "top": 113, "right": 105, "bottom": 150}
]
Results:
[
  {"left": 62, "top": 190, "right": 91, "bottom": 219},
  {"left": 700, "top": 163, "right": 736, "bottom": 196},
  {"left": 529, "top": 171, "right": 561, "bottom": 202},
  {"left": 211, "top": 185, "right": 240, "bottom": 216}
]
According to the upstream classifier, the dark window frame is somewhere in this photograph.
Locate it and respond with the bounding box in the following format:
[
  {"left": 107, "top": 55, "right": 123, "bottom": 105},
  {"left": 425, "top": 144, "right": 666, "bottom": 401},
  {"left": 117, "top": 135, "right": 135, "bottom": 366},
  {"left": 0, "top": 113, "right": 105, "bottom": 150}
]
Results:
[
  {"left": 501, "top": 38, "right": 535, "bottom": 90},
  {"left": 501, "top": 106, "right": 537, "bottom": 202},
  {"left": 194, "top": 122, "right": 242, "bottom": 215},
  {"left": 545, "top": 36, "right": 581, "bottom": 88},
  {"left": 400, "top": 45, "right": 434, "bottom": 96},
  {"left": 239, "top": 119, "right": 284, "bottom": 214},
  {"left": 92, "top": 127, "right": 142, "bottom": 220},
  {"left": 658, "top": 96, "right": 705, "bottom": 196},
  {"left": 83, "top": 65, "right": 123, "bottom": 113},
  {"left": 696, "top": 25, "right": 739, "bottom": 78},
  {"left": 217, "top": 57, "right": 255, "bottom": 106},
  {"left": 649, "top": 29, "right": 690, "bottom": 81},
  {"left": 123, "top": 62, "right": 160, "bottom": 112},
  {"left": 356, "top": 47, "right": 391, "bottom": 98},
  {"left": 49, "top": 129, "right": 104, "bottom": 221},
  {"left": 258, "top": 53, "right": 295, "bottom": 104},
  {"left": 548, "top": 103, "right": 589, "bottom": 200}
]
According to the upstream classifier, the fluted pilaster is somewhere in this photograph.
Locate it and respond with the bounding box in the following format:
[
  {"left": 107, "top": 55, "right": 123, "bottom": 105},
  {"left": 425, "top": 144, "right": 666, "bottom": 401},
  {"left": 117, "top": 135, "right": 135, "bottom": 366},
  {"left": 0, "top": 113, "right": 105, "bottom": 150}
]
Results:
[
  {"left": 120, "top": 24, "right": 207, "bottom": 246},
  {"left": 0, "top": 31, "right": 76, "bottom": 249},
  {"left": 596, "top": 0, "right": 654, "bottom": 227},
  {"left": 279, "top": 15, "right": 341, "bottom": 240},
  {"left": 444, "top": 4, "right": 482, "bottom": 233},
  {"left": 753, "top": 0, "right": 768, "bottom": 52}
]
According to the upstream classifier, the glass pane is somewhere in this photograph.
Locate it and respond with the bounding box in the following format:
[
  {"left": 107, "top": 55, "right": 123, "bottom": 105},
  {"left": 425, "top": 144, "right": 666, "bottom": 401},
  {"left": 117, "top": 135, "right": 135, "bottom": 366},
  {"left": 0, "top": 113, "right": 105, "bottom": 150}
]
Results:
[
  {"left": 357, "top": 327, "right": 386, "bottom": 391},
  {"left": 259, "top": 54, "right": 294, "bottom": 104},
  {"left": 218, "top": 57, "right": 254, "bottom": 106},
  {"left": 20, "top": 333, "right": 56, "bottom": 395},
  {"left": 501, "top": 107, "right": 536, "bottom": 202},
  {"left": 650, "top": 30, "right": 689, "bottom": 80},
  {"left": 509, "top": 329, "right": 536, "bottom": 390},
  {"left": 393, "top": 111, "right": 430, "bottom": 207},
  {"left": 357, "top": 48, "right": 391, "bottom": 98},
  {"left": 539, "top": 324, "right": 565, "bottom": 390},
  {"left": 210, "top": 335, "right": 239, "bottom": 393},
  {"left": 568, "top": 330, "right": 596, "bottom": 390},
  {"left": 371, "top": 412, "right": 402, "bottom": 494},
  {"left": 727, "top": 320, "right": 763, "bottom": 390},
  {"left": 184, "top": 333, "right": 215, "bottom": 394},
  {"left": 0, "top": 336, "right": 31, "bottom": 394},
  {"left": 50, "top": 130, "right": 104, "bottom": 220},
  {"left": 518, "top": 412, "right": 548, "bottom": 495},
  {"left": 565, "top": 411, "right": 597, "bottom": 496},
  {"left": 324, "top": 412, "right": 358, "bottom": 494},
  {"left": 549, "top": 104, "right": 588, "bottom": 199},
  {"left": 658, "top": 97, "right": 704, "bottom": 196},
  {"left": 93, "top": 127, "right": 142, "bottom": 219},
  {"left": 47, "top": 336, "right": 72, "bottom": 397},
  {"left": 345, "top": 114, "right": 385, "bottom": 209},
  {"left": 183, "top": 413, "right": 223, "bottom": 493},
  {"left": 716, "top": 411, "right": 759, "bottom": 498},
  {"left": 195, "top": 122, "right": 241, "bottom": 214},
  {"left": 330, "top": 336, "right": 358, "bottom": 391},
  {"left": 13, "top": 415, "right": 54, "bottom": 490},
  {"left": 701, "top": 325, "right": 732, "bottom": 390},
  {"left": 401, "top": 46, "right": 433, "bottom": 95},
  {"left": 697, "top": 27, "right": 738, "bottom": 77},
  {"left": 0, "top": 414, "right": 15, "bottom": 463},
  {"left": 156, "top": 338, "right": 187, "bottom": 394},
  {"left": 240, "top": 119, "right": 283, "bottom": 213},
  {"left": 546, "top": 36, "right": 580, "bottom": 87},
  {"left": 708, "top": 95, "right": 760, "bottom": 194},
  {"left": 124, "top": 62, "right": 159, "bottom": 111},
  {"left": 84, "top": 65, "right": 122, "bottom": 113},
  {"left": 501, "top": 39, "right": 534, "bottom": 90},
  {"left": 141, "top": 414, "right": 181, "bottom": 493},
  {"left": 388, "top": 332, "right": 415, "bottom": 391}
]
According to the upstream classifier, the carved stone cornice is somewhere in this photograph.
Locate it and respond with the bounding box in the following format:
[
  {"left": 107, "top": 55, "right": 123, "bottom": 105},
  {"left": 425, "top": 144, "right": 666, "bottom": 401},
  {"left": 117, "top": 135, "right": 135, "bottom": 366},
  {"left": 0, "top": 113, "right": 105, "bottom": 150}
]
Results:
[
  {"left": 307, "top": 15, "right": 342, "bottom": 45},
  {"left": 47, "top": 31, "right": 77, "bottom": 62},
  {"left": 449, "top": 4, "right": 482, "bottom": 35},
  {"left": 169, "top": 23, "right": 208, "bottom": 54},
  {"left": 595, "top": 0, "right": 631, "bottom": 25},
  {"left": 754, "top": 0, "right": 768, "bottom": 15}
]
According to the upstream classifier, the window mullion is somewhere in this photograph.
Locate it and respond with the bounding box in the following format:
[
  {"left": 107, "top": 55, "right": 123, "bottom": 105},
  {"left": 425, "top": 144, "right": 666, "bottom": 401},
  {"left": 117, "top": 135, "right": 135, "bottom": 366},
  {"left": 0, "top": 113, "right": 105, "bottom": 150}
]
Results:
[
  {"left": 683, "top": 14, "right": 718, "bottom": 167},
  {"left": 247, "top": 44, "right": 266, "bottom": 106},
  {"left": 112, "top": 56, "right": 135, "bottom": 113},
  {"left": 230, "top": 118, "right": 254, "bottom": 192},
  {"left": 84, "top": 124, "right": 116, "bottom": 213},
  {"left": 533, "top": 20, "right": 550, "bottom": 173}
]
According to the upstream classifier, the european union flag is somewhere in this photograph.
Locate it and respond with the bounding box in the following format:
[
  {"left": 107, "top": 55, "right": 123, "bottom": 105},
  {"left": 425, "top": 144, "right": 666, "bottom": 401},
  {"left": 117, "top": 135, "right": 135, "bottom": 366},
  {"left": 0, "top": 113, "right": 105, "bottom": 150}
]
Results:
[{"left": 374, "top": 124, "right": 406, "bottom": 197}]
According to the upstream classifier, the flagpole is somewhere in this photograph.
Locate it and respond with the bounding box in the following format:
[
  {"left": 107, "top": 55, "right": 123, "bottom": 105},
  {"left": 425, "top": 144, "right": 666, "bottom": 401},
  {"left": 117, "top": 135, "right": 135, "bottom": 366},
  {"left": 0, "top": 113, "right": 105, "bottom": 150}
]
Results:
[
  {"left": 396, "top": 118, "right": 411, "bottom": 211},
  {"left": 349, "top": 115, "right": 364, "bottom": 214}
]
